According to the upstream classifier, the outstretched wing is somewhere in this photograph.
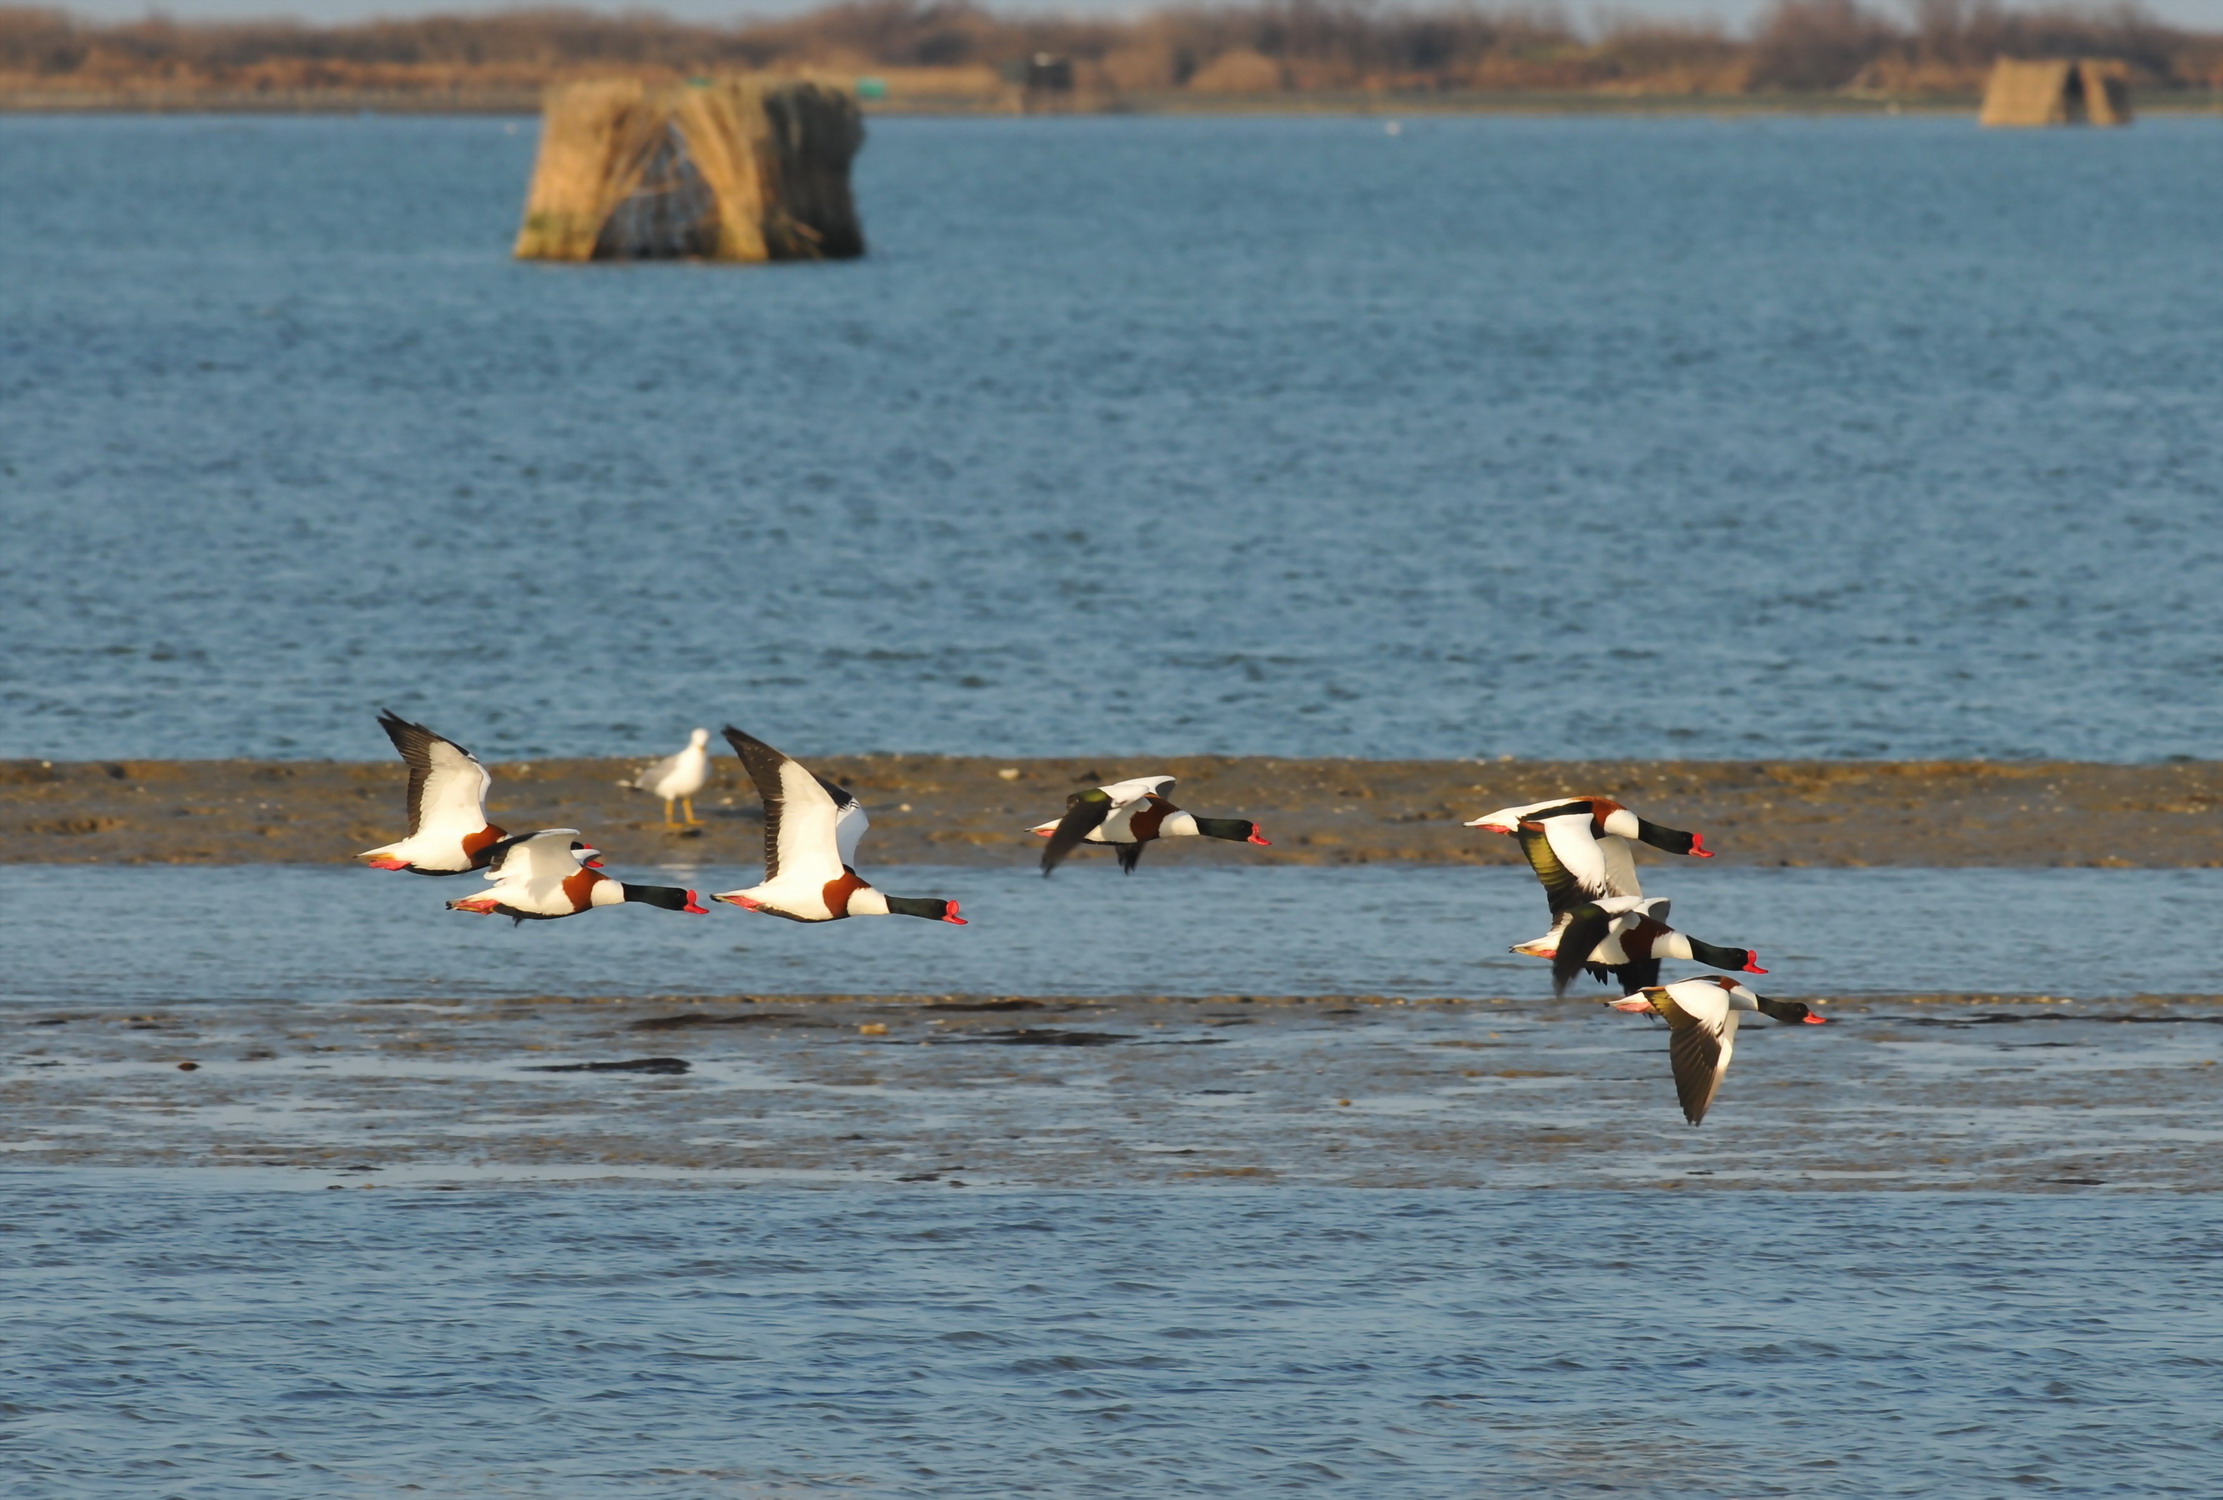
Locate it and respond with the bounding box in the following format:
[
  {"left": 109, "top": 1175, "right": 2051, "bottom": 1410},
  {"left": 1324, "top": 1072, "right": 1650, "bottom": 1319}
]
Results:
[
  {"left": 1663, "top": 986, "right": 1738, "bottom": 1126},
  {"left": 1536, "top": 816, "right": 1611, "bottom": 909},
  {"left": 1551, "top": 903, "right": 1617, "bottom": 997},
  {"left": 1598, "top": 836, "right": 1643, "bottom": 899},
  {"left": 723, "top": 728, "right": 848, "bottom": 884},
  {"left": 1514, "top": 825, "right": 1582, "bottom": 913},
  {"left": 1097, "top": 775, "right": 1176, "bottom": 805},
  {"left": 489, "top": 829, "right": 588, "bottom": 883},
  {"left": 1041, "top": 788, "right": 1114, "bottom": 876},
  {"left": 831, "top": 794, "right": 870, "bottom": 870},
  {"left": 379, "top": 709, "right": 491, "bottom": 839}
]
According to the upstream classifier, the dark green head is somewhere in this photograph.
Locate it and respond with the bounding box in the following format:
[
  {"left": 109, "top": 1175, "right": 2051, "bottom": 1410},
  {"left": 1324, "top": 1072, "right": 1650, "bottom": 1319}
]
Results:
[
  {"left": 1194, "top": 817, "right": 1270, "bottom": 846},
  {"left": 887, "top": 895, "right": 967, "bottom": 925},
  {"left": 1635, "top": 817, "right": 1712, "bottom": 859},
  {"left": 625, "top": 884, "right": 707, "bottom": 914},
  {"left": 1686, "top": 937, "right": 1766, "bottom": 975}
]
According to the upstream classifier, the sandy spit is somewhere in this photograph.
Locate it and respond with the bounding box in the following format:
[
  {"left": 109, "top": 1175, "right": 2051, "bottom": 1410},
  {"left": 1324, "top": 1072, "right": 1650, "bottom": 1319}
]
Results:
[{"left": 4, "top": 754, "right": 2219, "bottom": 869}]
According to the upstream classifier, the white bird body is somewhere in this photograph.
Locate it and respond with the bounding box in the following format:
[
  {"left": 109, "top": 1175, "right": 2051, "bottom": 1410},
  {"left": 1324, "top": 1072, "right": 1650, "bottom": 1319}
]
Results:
[
  {"left": 1464, "top": 796, "right": 1708, "bottom": 916},
  {"left": 1610, "top": 976, "right": 1749, "bottom": 1126},
  {"left": 359, "top": 710, "right": 507, "bottom": 875},
  {"left": 1609, "top": 976, "right": 1824, "bottom": 1125},
  {"left": 446, "top": 829, "right": 704, "bottom": 922},
  {"left": 1513, "top": 895, "right": 1666, "bottom": 965},
  {"left": 630, "top": 728, "right": 712, "bottom": 827},
  {"left": 448, "top": 829, "right": 599, "bottom": 917},
  {"left": 1031, "top": 775, "right": 1269, "bottom": 875},
  {"left": 711, "top": 728, "right": 963, "bottom": 925},
  {"left": 1512, "top": 895, "right": 1765, "bottom": 994},
  {"left": 1026, "top": 775, "right": 1176, "bottom": 845}
]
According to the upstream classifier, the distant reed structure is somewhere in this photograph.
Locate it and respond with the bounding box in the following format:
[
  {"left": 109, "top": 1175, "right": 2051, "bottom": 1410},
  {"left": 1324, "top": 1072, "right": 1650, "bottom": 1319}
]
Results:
[
  {"left": 1979, "top": 58, "right": 2132, "bottom": 128},
  {"left": 514, "top": 77, "right": 864, "bottom": 263}
]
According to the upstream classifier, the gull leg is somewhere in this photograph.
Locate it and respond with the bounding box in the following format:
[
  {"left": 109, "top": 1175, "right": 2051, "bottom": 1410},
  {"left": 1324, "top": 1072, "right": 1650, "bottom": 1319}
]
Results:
[
  {"left": 682, "top": 796, "right": 701, "bottom": 826},
  {"left": 663, "top": 796, "right": 681, "bottom": 829}
]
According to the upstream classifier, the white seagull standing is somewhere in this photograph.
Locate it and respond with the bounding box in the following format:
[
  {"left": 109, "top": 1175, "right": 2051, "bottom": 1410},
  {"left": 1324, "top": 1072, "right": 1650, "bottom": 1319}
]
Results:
[
  {"left": 629, "top": 728, "right": 712, "bottom": 828},
  {"left": 710, "top": 728, "right": 966, "bottom": 924}
]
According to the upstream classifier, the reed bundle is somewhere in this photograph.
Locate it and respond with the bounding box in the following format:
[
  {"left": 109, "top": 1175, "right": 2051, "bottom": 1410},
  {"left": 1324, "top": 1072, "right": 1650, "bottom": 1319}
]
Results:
[
  {"left": 514, "top": 76, "right": 865, "bottom": 263},
  {"left": 1979, "top": 57, "right": 2132, "bottom": 127}
]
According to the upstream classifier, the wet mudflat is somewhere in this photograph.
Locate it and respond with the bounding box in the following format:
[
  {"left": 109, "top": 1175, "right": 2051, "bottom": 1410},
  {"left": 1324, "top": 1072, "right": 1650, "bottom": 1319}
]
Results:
[
  {"left": 10, "top": 862, "right": 2223, "bottom": 1190},
  {"left": 10, "top": 872, "right": 2223, "bottom": 1498},
  {"left": 10, "top": 991, "right": 2221, "bottom": 1192},
  {"left": 12, "top": 867, "right": 2222, "bottom": 1499}
]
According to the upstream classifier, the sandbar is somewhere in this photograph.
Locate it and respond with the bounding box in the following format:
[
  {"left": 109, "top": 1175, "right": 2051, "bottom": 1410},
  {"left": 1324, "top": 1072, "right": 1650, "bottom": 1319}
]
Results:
[{"left": 4, "top": 755, "right": 2218, "bottom": 868}]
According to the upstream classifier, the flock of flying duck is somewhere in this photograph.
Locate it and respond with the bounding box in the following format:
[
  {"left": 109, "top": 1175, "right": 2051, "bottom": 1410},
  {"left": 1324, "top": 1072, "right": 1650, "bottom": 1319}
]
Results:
[{"left": 359, "top": 711, "right": 1827, "bottom": 1126}]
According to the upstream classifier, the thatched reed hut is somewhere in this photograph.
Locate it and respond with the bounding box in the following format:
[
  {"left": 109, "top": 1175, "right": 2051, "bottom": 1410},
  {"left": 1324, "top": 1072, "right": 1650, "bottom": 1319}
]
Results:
[
  {"left": 1979, "top": 58, "right": 2132, "bottom": 128},
  {"left": 1185, "top": 49, "right": 1289, "bottom": 94},
  {"left": 514, "top": 77, "right": 864, "bottom": 263}
]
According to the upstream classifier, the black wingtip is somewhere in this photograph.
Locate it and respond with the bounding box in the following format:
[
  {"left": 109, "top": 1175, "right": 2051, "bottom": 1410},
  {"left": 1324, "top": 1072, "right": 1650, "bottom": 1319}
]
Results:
[
  {"left": 721, "top": 725, "right": 789, "bottom": 781},
  {"left": 1549, "top": 904, "right": 1612, "bottom": 998},
  {"left": 1039, "top": 788, "right": 1113, "bottom": 877},
  {"left": 374, "top": 707, "right": 450, "bottom": 764}
]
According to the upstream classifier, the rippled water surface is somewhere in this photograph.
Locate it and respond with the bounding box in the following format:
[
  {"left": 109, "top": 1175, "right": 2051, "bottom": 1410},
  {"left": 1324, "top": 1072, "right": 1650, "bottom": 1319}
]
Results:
[
  {"left": 4, "top": 116, "right": 2221, "bottom": 762},
  {"left": 6, "top": 1184, "right": 2218, "bottom": 1498},
  {"left": 4, "top": 863, "right": 2218, "bottom": 1004}
]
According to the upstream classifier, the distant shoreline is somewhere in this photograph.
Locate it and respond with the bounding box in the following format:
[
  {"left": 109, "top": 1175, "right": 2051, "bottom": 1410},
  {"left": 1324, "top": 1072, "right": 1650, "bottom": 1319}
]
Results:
[
  {"left": 5, "top": 755, "right": 2216, "bottom": 868},
  {"left": 5, "top": 88, "right": 2219, "bottom": 119},
  {"left": 7, "top": 3, "right": 2216, "bottom": 123},
  {"left": 4, "top": 87, "right": 1930, "bottom": 117}
]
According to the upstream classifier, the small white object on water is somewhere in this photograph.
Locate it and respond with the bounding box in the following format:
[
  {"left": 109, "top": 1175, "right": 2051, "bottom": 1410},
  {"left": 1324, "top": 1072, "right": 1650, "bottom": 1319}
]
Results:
[{"left": 1384, "top": 120, "right": 1403, "bottom": 136}]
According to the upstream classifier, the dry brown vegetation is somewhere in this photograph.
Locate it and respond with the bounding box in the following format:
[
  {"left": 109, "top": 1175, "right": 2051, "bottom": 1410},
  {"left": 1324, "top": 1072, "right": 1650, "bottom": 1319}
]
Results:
[{"left": 0, "top": 0, "right": 2218, "bottom": 106}]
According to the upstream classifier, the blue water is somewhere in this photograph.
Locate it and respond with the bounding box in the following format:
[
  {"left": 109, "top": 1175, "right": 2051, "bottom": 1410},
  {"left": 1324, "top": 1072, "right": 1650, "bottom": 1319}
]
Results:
[
  {"left": 4, "top": 1184, "right": 2217, "bottom": 1497},
  {"left": 5, "top": 863, "right": 2217, "bottom": 1004},
  {"left": 4, "top": 115, "right": 2221, "bottom": 763}
]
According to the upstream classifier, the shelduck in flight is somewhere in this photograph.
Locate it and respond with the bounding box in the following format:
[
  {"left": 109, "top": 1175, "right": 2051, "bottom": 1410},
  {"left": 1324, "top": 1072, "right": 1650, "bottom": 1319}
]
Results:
[
  {"left": 446, "top": 829, "right": 706, "bottom": 922},
  {"left": 1512, "top": 896, "right": 1766, "bottom": 996},
  {"left": 1608, "top": 976, "right": 1826, "bottom": 1126},
  {"left": 628, "top": 727, "right": 713, "bottom": 828},
  {"left": 710, "top": 728, "right": 965, "bottom": 925},
  {"left": 1465, "top": 796, "right": 1711, "bottom": 915},
  {"left": 1032, "top": 775, "right": 1270, "bottom": 876},
  {"left": 358, "top": 710, "right": 507, "bottom": 876}
]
